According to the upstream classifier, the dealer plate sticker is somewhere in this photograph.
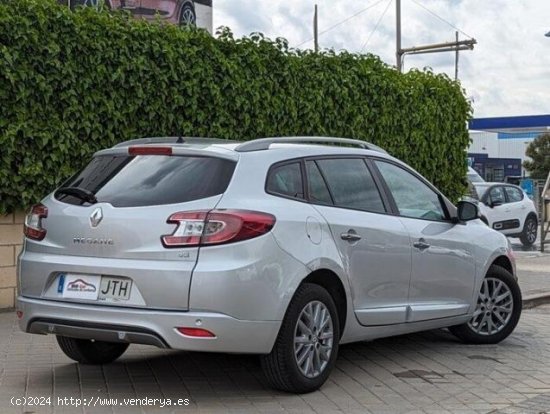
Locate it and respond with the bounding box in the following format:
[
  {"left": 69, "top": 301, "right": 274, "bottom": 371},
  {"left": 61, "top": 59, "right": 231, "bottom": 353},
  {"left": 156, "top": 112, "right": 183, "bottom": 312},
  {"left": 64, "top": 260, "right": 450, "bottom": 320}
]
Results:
[{"left": 61, "top": 274, "right": 101, "bottom": 300}]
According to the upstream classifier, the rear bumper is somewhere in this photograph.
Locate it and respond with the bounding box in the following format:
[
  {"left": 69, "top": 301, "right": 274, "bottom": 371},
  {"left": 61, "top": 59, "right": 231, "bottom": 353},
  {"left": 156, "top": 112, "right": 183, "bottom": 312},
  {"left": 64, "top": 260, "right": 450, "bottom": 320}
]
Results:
[{"left": 17, "top": 297, "right": 280, "bottom": 354}]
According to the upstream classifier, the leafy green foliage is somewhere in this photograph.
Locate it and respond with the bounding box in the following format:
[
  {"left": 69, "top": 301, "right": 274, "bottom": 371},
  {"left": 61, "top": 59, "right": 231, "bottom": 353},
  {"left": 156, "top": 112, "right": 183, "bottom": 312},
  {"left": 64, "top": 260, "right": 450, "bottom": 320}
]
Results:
[
  {"left": 0, "top": 0, "right": 472, "bottom": 213},
  {"left": 523, "top": 133, "right": 550, "bottom": 179}
]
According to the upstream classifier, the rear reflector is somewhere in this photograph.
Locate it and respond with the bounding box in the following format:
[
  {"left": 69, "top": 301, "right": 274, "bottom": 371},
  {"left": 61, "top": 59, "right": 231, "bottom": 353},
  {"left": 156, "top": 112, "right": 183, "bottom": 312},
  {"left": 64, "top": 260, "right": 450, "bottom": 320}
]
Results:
[
  {"left": 161, "top": 210, "right": 276, "bottom": 248},
  {"left": 24, "top": 204, "right": 48, "bottom": 241},
  {"left": 176, "top": 327, "right": 216, "bottom": 338},
  {"left": 16, "top": 311, "right": 23, "bottom": 319},
  {"left": 128, "top": 146, "right": 173, "bottom": 156}
]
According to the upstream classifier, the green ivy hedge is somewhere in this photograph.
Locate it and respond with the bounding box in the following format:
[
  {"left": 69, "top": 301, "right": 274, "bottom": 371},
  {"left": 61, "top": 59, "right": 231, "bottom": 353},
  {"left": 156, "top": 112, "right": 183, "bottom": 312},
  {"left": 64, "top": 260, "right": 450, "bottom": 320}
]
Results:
[{"left": 0, "top": 0, "right": 472, "bottom": 214}]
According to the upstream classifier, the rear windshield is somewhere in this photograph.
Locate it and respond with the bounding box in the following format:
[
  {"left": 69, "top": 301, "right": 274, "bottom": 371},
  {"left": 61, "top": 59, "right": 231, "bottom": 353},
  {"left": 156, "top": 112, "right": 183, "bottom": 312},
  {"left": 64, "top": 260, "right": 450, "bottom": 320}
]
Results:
[{"left": 56, "top": 155, "right": 236, "bottom": 207}]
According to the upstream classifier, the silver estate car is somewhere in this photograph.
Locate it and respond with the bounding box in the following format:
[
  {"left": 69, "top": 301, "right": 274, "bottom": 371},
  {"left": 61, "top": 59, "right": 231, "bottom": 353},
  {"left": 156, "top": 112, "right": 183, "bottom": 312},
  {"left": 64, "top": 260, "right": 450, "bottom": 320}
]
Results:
[{"left": 17, "top": 137, "right": 522, "bottom": 393}]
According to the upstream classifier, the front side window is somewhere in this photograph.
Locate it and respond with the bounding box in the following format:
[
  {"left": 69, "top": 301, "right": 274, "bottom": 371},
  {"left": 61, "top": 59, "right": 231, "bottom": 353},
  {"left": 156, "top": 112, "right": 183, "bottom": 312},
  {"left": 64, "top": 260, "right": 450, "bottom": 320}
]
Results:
[
  {"left": 505, "top": 186, "right": 524, "bottom": 203},
  {"left": 475, "top": 185, "right": 490, "bottom": 200},
  {"left": 375, "top": 161, "right": 446, "bottom": 221},
  {"left": 489, "top": 186, "right": 506, "bottom": 205},
  {"left": 315, "top": 158, "right": 385, "bottom": 213},
  {"left": 266, "top": 163, "right": 304, "bottom": 199}
]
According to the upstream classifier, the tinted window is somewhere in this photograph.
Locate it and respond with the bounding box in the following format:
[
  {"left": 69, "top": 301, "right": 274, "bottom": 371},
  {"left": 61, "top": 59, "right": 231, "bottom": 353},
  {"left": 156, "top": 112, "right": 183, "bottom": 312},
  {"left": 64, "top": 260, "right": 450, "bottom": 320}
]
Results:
[
  {"left": 489, "top": 186, "right": 506, "bottom": 205},
  {"left": 266, "top": 163, "right": 304, "bottom": 199},
  {"left": 316, "top": 159, "right": 385, "bottom": 213},
  {"left": 56, "top": 155, "right": 236, "bottom": 207},
  {"left": 306, "top": 161, "right": 333, "bottom": 205},
  {"left": 505, "top": 186, "right": 524, "bottom": 202},
  {"left": 375, "top": 161, "right": 446, "bottom": 221}
]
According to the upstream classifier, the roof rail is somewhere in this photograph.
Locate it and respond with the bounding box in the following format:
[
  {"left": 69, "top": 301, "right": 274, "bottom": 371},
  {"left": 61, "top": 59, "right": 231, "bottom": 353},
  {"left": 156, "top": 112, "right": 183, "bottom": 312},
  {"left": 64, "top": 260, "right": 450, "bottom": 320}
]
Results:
[
  {"left": 114, "top": 137, "right": 235, "bottom": 148},
  {"left": 234, "top": 137, "right": 387, "bottom": 154}
]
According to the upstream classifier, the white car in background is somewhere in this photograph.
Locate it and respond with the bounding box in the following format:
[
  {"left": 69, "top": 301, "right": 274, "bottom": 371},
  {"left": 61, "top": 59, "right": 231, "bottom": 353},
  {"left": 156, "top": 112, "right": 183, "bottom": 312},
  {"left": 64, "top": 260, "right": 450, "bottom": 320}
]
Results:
[{"left": 473, "top": 182, "right": 538, "bottom": 247}]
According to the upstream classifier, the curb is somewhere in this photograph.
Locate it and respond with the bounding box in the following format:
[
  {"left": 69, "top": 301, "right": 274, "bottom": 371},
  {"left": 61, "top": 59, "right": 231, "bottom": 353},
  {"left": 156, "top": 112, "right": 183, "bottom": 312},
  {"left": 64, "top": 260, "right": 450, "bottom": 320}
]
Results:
[{"left": 522, "top": 293, "right": 550, "bottom": 309}]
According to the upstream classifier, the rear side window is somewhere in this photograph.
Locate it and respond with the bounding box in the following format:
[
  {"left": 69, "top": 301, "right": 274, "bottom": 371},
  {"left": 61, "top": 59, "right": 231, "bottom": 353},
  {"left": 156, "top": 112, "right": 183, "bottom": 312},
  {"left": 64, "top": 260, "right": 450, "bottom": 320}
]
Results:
[
  {"left": 306, "top": 161, "right": 333, "bottom": 205},
  {"left": 56, "top": 155, "right": 236, "bottom": 207},
  {"left": 315, "top": 158, "right": 385, "bottom": 213},
  {"left": 266, "top": 163, "right": 304, "bottom": 199},
  {"left": 505, "top": 186, "right": 524, "bottom": 202}
]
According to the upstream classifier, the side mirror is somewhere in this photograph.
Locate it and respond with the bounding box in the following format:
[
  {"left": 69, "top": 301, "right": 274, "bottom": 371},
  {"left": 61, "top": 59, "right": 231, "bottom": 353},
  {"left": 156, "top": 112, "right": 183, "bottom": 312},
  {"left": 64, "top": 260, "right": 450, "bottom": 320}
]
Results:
[
  {"left": 490, "top": 200, "right": 503, "bottom": 208},
  {"left": 457, "top": 200, "right": 479, "bottom": 222}
]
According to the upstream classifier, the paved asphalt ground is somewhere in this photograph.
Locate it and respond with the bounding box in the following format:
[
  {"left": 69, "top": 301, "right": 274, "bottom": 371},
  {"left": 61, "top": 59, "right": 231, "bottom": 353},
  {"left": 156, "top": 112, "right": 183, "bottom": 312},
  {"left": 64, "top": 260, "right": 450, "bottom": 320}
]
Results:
[{"left": 0, "top": 243, "right": 548, "bottom": 413}]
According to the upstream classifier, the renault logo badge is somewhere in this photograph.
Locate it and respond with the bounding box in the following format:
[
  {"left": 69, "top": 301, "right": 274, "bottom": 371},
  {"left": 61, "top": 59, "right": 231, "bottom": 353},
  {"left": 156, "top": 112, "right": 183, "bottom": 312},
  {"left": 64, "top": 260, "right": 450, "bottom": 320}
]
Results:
[{"left": 90, "top": 207, "right": 103, "bottom": 228}]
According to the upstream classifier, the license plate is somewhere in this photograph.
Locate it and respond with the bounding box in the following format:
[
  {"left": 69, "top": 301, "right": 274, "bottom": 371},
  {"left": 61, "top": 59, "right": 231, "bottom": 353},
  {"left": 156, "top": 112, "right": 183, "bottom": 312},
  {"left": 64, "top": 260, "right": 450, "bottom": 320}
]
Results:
[
  {"left": 98, "top": 276, "right": 132, "bottom": 301},
  {"left": 60, "top": 274, "right": 132, "bottom": 301}
]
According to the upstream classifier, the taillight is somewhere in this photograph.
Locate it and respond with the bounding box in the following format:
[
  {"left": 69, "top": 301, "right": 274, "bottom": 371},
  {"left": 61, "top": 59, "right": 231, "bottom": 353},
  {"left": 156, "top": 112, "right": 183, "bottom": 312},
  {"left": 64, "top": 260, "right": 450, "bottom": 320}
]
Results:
[
  {"left": 128, "top": 146, "right": 173, "bottom": 156},
  {"left": 24, "top": 204, "right": 48, "bottom": 241},
  {"left": 161, "top": 210, "right": 276, "bottom": 248}
]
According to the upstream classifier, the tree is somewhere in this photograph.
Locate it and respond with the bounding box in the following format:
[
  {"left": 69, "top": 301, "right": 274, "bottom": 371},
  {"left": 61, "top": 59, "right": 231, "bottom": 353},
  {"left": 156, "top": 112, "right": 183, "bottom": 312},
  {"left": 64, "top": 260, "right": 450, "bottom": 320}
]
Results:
[{"left": 524, "top": 133, "right": 550, "bottom": 179}]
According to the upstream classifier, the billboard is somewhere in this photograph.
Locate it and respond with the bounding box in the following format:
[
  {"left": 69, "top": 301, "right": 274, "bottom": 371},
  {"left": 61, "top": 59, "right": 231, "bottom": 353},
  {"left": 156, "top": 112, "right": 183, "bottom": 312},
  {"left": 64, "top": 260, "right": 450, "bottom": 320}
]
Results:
[{"left": 60, "top": 0, "right": 213, "bottom": 34}]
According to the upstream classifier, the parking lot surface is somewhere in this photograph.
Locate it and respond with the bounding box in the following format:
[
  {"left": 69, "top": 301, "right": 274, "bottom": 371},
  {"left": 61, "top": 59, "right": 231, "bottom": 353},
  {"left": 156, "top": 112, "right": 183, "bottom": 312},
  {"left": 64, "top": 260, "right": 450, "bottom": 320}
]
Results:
[{"left": 1, "top": 303, "right": 550, "bottom": 414}]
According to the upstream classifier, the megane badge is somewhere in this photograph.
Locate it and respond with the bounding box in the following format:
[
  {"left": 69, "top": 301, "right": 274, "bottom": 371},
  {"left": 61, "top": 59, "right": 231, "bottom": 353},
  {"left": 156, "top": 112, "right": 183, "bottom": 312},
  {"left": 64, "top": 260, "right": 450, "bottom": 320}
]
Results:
[{"left": 90, "top": 207, "right": 103, "bottom": 228}]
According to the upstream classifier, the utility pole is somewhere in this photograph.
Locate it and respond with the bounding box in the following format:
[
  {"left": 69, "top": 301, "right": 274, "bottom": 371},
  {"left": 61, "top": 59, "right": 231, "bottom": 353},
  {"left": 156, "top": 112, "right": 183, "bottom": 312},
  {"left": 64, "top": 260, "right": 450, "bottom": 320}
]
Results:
[
  {"left": 395, "top": 0, "right": 476, "bottom": 73},
  {"left": 396, "top": 0, "right": 402, "bottom": 71},
  {"left": 455, "top": 31, "right": 459, "bottom": 80},
  {"left": 314, "top": 4, "right": 319, "bottom": 52}
]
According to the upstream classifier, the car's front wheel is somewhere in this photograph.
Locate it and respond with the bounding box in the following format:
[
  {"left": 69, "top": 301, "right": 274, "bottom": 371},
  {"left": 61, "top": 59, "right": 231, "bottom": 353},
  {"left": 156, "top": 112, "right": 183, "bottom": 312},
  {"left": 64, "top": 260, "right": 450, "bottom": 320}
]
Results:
[
  {"left": 179, "top": 1, "right": 196, "bottom": 27},
  {"left": 56, "top": 336, "right": 129, "bottom": 364},
  {"left": 520, "top": 215, "right": 538, "bottom": 247},
  {"left": 261, "top": 283, "right": 340, "bottom": 393},
  {"left": 449, "top": 265, "right": 521, "bottom": 344}
]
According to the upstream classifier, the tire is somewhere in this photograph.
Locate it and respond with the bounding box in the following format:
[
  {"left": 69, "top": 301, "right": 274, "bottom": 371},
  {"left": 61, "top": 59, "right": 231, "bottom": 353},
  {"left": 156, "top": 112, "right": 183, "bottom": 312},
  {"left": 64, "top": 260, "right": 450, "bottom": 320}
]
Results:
[
  {"left": 520, "top": 215, "right": 538, "bottom": 247},
  {"left": 449, "top": 265, "right": 521, "bottom": 344},
  {"left": 56, "top": 336, "right": 129, "bottom": 364},
  {"left": 261, "top": 283, "right": 340, "bottom": 393},
  {"left": 178, "top": 1, "right": 196, "bottom": 27}
]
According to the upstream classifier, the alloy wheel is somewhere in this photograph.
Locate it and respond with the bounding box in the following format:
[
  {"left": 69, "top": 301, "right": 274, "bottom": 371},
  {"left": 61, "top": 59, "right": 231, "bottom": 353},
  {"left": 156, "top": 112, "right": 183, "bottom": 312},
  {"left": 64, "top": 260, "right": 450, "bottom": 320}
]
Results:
[
  {"left": 293, "top": 300, "right": 334, "bottom": 379},
  {"left": 468, "top": 277, "right": 513, "bottom": 336},
  {"left": 180, "top": 7, "right": 196, "bottom": 26},
  {"left": 526, "top": 219, "right": 537, "bottom": 244}
]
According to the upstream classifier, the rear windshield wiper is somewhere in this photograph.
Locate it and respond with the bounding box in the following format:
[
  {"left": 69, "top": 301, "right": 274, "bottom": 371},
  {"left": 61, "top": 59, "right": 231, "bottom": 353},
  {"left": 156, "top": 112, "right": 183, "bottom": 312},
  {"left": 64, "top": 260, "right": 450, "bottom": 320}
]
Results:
[{"left": 54, "top": 187, "right": 98, "bottom": 204}]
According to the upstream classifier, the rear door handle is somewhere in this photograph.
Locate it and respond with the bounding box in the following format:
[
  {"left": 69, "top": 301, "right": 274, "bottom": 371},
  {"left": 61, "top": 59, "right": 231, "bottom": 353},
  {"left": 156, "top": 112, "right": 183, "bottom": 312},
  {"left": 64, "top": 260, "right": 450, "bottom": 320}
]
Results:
[
  {"left": 341, "top": 231, "right": 361, "bottom": 242},
  {"left": 413, "top": 239, "right": 430, "bottom": 250}
]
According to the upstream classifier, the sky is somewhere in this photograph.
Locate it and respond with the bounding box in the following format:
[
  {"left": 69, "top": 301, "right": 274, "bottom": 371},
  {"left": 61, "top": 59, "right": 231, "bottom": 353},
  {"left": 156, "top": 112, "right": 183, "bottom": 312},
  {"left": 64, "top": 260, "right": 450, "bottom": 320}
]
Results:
[{"left": 213, "top": 0, "right": 550, "bottom": 119}]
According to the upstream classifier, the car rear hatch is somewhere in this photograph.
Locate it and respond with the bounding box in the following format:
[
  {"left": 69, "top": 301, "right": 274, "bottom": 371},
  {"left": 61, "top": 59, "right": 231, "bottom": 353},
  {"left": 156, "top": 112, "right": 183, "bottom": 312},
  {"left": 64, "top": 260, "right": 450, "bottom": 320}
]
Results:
[{"left": 19, "top": 146, "right": 237, "bottom": 311}]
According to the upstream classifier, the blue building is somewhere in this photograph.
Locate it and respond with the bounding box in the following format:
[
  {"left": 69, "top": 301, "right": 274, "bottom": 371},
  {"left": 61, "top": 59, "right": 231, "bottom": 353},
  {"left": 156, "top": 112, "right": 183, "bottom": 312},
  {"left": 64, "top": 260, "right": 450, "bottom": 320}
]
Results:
[{"left": 468, "top": 114, "right": 550, "bottom": 181}]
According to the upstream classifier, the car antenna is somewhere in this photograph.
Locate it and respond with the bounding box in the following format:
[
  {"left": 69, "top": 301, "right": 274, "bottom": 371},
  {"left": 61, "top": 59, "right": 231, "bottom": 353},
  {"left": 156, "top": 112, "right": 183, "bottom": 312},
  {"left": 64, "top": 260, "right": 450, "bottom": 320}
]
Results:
[{"left": 176, "top": 136, "right": 185, "bottom": 144}]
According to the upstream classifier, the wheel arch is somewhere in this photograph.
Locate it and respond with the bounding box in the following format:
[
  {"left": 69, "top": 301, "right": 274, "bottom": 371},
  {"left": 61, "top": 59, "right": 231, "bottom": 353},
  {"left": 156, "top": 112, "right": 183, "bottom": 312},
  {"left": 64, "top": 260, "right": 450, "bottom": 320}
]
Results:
[
  {"left": 491, "top": 255, "right": 513, "bottom": 276},
  {"left": 300, "top": 269, "right": 347, "bottom": 338},
  {"left": 525, "top": 211, "right": 538, "bottom": 222}
]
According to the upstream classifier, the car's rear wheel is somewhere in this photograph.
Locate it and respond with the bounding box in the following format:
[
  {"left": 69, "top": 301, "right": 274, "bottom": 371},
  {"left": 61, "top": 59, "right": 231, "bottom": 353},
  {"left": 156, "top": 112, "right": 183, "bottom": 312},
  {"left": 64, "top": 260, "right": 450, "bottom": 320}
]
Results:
[
  {"left": 56, "top": 336, "right": 129, "bottom": 364},
  {"left": 449, "top": 265, "right": 521, "bottom": 344},
  {"left": 520, "top": 215, "right": 538, "bottom": 247},
  {"left": 261, "top": 283, "right": 339, "bottom": 393}
]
